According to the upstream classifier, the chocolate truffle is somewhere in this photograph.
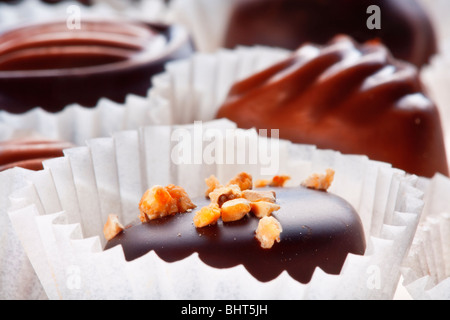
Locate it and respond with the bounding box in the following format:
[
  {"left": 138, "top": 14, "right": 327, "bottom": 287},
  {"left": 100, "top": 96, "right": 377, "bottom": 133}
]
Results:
[
  {"left": 0, "top": 139, "right": 73, "bottom": 171},
  {"left": 105, "top": 186, "right": 366, "bottom": 284},
  {"left": 224, "top": 0, "right": 437, "bottom": 68},
  {"left": 0, "top": 19, "right": 193, "bottom": 113},
  {"left": 217, "top": 36, "right": 449, "bottom": 178}
]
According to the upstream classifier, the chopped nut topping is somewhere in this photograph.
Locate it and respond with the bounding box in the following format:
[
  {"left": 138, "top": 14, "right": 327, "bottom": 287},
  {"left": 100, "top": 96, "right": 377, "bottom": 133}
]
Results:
[
  {"left": 269, "top": 175, "right": 291, "bottom": 187},
  {"left": 227, "top": 172, "right": 253, "bottom": 191},
  {"left": 209, "top": 184, "right": 242, "bottom": 207},
  {"left": 242, "top": 189, "right": 276, "bottom": 203},
  {"left": 251, "top": 201, "right": 281, "bottom": 219},
  {"left": 165, "top": 184, "right": 197, "bottom": 213},
  {"left": 139, "top": 185, "right": 194, "bottom": 222},
  {"left": 254, "top": 179, "right": 271, "bottom": 188},
  {"left": 205, "top": 175, "right": 222, "bottom": 198},
  {"left": 254, "top": 175, "right": 291, "bottom": 188},
  {"left": 255, "top": 216, "right": 283, "bottom": 249},
  {"left": 103, "top": 214, "right": 124, "bottom": 241},
  {"left": 301, "top": 168, "right": 335, "bottom": 191},
  {"left": 221, "top": 198, "right": 252, "bottom": 222},
  {"left": 193, "top": 203, "right": 221, "bottom": 228}
]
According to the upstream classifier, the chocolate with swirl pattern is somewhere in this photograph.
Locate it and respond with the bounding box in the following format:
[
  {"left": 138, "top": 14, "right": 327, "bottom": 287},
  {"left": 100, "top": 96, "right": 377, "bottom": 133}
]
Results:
[
  {"left": 0, "top": 19, "right": 193, "bottom": 113},
  {"left": 217, "top": 36, "right": 448, "bottom": 178}
]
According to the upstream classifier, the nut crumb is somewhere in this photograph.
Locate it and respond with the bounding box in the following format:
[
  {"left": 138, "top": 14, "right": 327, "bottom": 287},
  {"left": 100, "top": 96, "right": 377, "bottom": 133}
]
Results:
[
  {"left": 254, "top": 179, "right": 271, "bottom": 188},
  {"left": 227, "top": 172, "right": 253, "bottom": 191},
  {"left": 205, "top": 175, "right": 222, "bottom": 198},
  {"left": 139, "top": 185, "right": 194, "bottom": 222},
  {"left": 255, "top": 216, "right": 282, "bottom": 249},
  {"left": 269, "top": 175, "right": 291, "bottom": 187},
  {"left": 103, "top": 214, "right": 124, "bottom": 241},
  {"left": 255, "top": 175, "right": 291, "bottom": 188},
  {"left": 242, "top": 189, "right": 276, "bottom": 203},
  {"left": 251, "top": 201, "right": 281, "bottom": 218},
  {"left": 301, "top": 168, "right": 335, "bottom": 191},
  {"left": 221, "top": 198, "right": 252, "bottom": 222},
  {"left": 209, "top": 184, "right": 242, "bottom": 207},
  {"left": 165, "top": 184, "right": 197, "bottom": 213},
  {"left": 193, "top": 203, "right": 221, "bottom": 228}
]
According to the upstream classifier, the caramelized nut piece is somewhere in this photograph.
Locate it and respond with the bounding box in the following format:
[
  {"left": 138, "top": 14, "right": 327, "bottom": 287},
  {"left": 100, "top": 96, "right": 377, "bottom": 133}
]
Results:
[
  {"left": 103, "top": 214, "right": 124, "bottom": 241},
  {"left": 165, "top": 184, "right": 197, "bottom": 213},
  {"left": 301, "top": 168, "right": 335, "bottom": 191},
  {"left": 254, "top": 179, "right": 270, "bottom": 188},
  {"left": 254, "top": 175, "right": 290, "bottom": 188},
  {"left": 139, "top": 185, "right": 179, "bottom": 222},
  {"left": 269, "top": 175, "right": 291, "bottom": 187},
  {"left": 221, "top": 198, "right": 252, "bottom": 222},
  {"left": 251, "top": 201, "right": 281, "bottom": 218},
  {"left": 193, "top": 203, "right": 221, "bottom": 228},
  {"left": 242, "top": 190, "right": 276, "bottom": 203},
  {"left": 205, "top": 175, "right": 222, "bottom": 198},
  {"left": 227, "top": 172, "right": 253, "bottom": 191},
  {"left": 209, "top": 184, "right": 242, "bottom": 207},
  {"left": 255, "top": 216, "right": 283, "bottom": 249}
]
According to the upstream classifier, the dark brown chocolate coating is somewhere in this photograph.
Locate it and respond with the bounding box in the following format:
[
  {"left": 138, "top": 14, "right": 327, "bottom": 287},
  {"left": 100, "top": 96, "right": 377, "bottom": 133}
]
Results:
[
  {"left": 224, "top": 0, "right": 437, "bottom": 68},
  {"left": 0, "top": 19, "right": 193, "bottom": 113},
  {"left": 217, "top": 36, "right": 449, "bottom": 178},
  {"left": 0, "top": 139, "right": 73, "bottom": 171},
  {"left": 104, "top": 187, "right": 366, "bottom": 284}
]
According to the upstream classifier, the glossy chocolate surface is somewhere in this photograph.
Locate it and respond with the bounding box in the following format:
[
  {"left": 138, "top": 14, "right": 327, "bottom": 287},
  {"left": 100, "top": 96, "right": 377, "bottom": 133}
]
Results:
[
  {"left": 105, "top": 187, "right": 366, "bottom": 284},
  {"left": 224, "top": 0, "right": 437, "bottom": 68},
  {"left": 0, "top": 139, "right": 73, "bottom": 171},
  {"left": 217, "top": 36, "right": 449, "bottom": 178},
  {"left": 0, "top": 20, "right": 193, "bottom": 113}
]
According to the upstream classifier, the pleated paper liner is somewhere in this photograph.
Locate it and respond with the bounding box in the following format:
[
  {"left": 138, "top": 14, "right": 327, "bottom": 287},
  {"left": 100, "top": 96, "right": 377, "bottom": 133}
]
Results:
[
  {"left": 5, "top": 119, "right": 424, "bottom": 299},
  {"left": 401, "top": 174, "right": 450, "bottom": 300}
]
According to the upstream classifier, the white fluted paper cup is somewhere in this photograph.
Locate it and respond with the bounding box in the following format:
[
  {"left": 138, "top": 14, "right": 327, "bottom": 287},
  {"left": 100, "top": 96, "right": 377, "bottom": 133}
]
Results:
[
  {"left": 4, "top": 117, "right": 425, "bottom": 300},
  {"left": 401, "top": 174, "right": 450, "bottom": 300}
]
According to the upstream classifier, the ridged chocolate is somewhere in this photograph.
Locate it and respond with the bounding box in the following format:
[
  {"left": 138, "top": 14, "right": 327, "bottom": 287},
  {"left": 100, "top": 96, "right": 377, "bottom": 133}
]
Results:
[
  {"left": 0, "top": 19, "right": 193, "bottom": 113},
  {"left": 104, "top": 186, "right": 366, "bottom": 284},
  {"left": 217, "top": 36, "right": 448, "bottom": 178}
]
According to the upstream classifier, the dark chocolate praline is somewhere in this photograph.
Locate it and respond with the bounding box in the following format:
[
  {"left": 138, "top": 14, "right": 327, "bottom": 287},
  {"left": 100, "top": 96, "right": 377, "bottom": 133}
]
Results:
[
  {"left": 105, "top": 187, "right": 366, "bottom": 284},
  {"left": 0, "top": 19, "right": 194, "bottom": 114},
  {"left": 217, "top": 35, "right": 449, "bottom": 178},
  {"left": 224, "top": 0, "right": 437, "bottom": 68}
]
